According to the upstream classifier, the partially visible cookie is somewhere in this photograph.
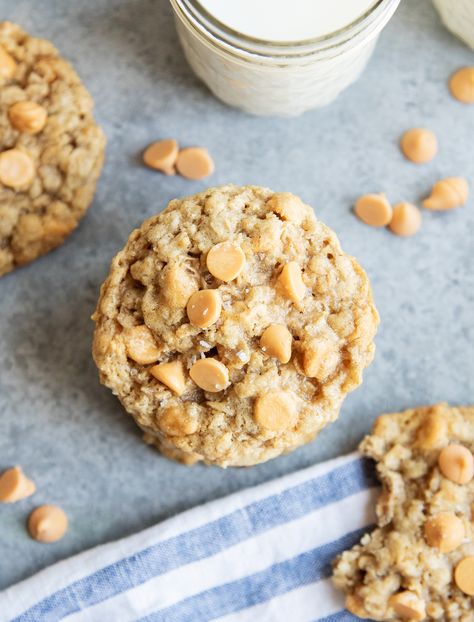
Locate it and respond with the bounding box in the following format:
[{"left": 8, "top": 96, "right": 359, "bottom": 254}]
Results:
[
  {"left": 92, "top": 185, "right": 378, "bottom": 467},
  {"left": 0, "top": 22, "right": 106, "bottom": 277},
  {"left": 333, "top": 403, "right": 474, "bottom": 621}
]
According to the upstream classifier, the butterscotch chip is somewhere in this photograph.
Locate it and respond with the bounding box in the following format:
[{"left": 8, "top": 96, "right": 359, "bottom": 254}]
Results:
[
  {"left": 158, "top": 406, "right": 198, "bottom": 436},
  {"left": 415, "top": 410, "right": 447, "bottom": 450},
  {"left": 400, "top": 128, "right": 438, "bottom": 164},
  {"left": 345, "top": 594, "right": 368, "bottom": 617},
  {"left": 123, "top": 325, "right": 161, "bottom": 365},
  {"left": 176, "top": 147, "right": 214, "bottom": 180},
  {"left": 0, "top": 44, "right": 16, "bottom": 79},
  {"left": 0, "top": 466, "right": 36, "bottom": 503},
  {"left": 303, "top": 338, "right": 339, "bottom": 381},
  {"left": 454, "top": 556, "right": 474, "bottom": 595},
  {"left": 150, "top": 360, "right": 186, "bottom": 396},
  {"left": 206, "top": 241, "right": 246, "bottom": 282},
  {"left": 0, "top": 149, "right": 35, "bottom": 188},
  {"left": 92, "top": 185, "right": 378, "bottom": 467},
  {"left": 438, "top": 444, "right": 474, "bottom": 484},
  {"left": 187, "top": 289, "right": 222, "bottom": 328},
  {"left": 143, "top": 139, "right": 178, "bottom": 175},
  {"left": 260, "top": 324, "right": 292, "bottom": 364},
  {"left": 254, "top": 391, "right": 298, "bottom": 432},
  {"left": 190, "top": 358, "right": 229, "bottom": 392},
  {"left": 267, "top": 192, "right": 307, "bottom": 223},
  {"left": 0, "top": 22, "right": 105, "bottom": 277},
  {"left": 449, "top": 67, "right": 474, "bottom": 104},
  {"left": 389, "top": 202, "right": 422, "bottom": 237},
  {"left": 8, "top": 101, "right": 48, "bottom": 134},
  {"left": 424, "top": 512, "right": 465, "bottom": 553},
  {"left": 389, "top": 592, "right": 426, "bottom": 621},
  {"left": 277, "top": 262, "right": 306, "bottom": 303},
  {"left": 354, "top": 193, "right": 393, "bottom": 227},
  {"left": 423, "top": 177, "right": 469, "bottom": 210},
  {"left": 333, "top": 404, "right": 474, "bottom": 621},
  {"left": 28, "top": 505, "right": 68, "bottom": 543}
]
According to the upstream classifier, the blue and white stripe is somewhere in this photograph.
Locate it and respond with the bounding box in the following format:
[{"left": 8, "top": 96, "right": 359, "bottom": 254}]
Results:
[{"left": 0, "top": 453, "right": 378, "bottom": 622}]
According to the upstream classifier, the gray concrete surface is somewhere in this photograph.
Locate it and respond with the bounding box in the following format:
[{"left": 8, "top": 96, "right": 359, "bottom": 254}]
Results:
[{"left": 0, "top": 0, "right": 473, "bottom": 591}]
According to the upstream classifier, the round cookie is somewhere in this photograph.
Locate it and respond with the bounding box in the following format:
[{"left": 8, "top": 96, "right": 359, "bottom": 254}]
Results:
[
  {"left": 0, "top": 22, "right": 106, "bottom": 277},
  {"left": 333, "top": 403, "right": 474, "bottom": 621},
  {"left": 92, "top": 185, "right": 378, "bottom": 467}
]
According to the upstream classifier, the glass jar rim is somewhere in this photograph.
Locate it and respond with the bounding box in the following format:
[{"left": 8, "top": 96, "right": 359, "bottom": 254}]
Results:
[{"left": 172, "top": 0, "right": 398, "bottom": 58}]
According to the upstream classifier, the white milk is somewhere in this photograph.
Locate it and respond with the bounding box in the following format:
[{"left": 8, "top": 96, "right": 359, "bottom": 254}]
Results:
[
  {"left": 170, "top": 0, "right": 400, "bottom": 116},
  {"left": 433, "top": 0, "right": 474, "bottom": 50},
  {"left": 198, "top": 0, "right": 379, "bottom": 42}
]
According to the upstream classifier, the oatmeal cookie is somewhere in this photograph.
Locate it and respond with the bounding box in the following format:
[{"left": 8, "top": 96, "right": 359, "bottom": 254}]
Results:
[
  {"left": 92, "top": 185, "right": 378, "bottom": 467},
  {"left": 333, "top": 403, "right": 474, "bottom": 621},
  {"left": 0, "top": 21, "right": 106, "bottom": 276}
]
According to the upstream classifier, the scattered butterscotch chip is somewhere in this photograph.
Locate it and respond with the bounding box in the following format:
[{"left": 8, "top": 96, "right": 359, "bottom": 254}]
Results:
[
  {"left": 424, "top": 512, "right": 465, "bottom": 553},
  {"left": 0, "top": 466, "right": 36, "bottom": 503},
  {"left": 254, "top": 391, "right": 298, "bottom": 432},
  {"left": 449, "top": 67, "right": 474, "bottom": 104},
  {"left": 176, "top": 147, "right": 214, "bottom": 180},
  {"left": 150, "top": 360, "right": 186, "bottom": 396},
  {"left": 28, "top": 505, "right": 68, "bottom": 543},
  {"left": 206, "top": 241, "right": 246, "bottom": 282},
  {"left": 260, "top": 324, "right": 292, "bottom": 364},
  {"left": 0, "top": 45, "right": 16, "bottom": 79},
  {"left": 423, "top": 177, "right": 469, "bottom": 210},
  {"left": 123, "top": 325, "right": 161, "bottom": 365},
  {"left": 303, "top": 338, "right": 339, "bottom": 381},
  {"left": 400, "top": 127, "right": 438, "bottom": 164},
  {"left": 389, "top": 202, "right": 422, "bottom": 237},
  {"left": 8, "top": 101, "right": 48, "bottom": 135},
  {"left": 0, "top": 148, "right": 35, "bottom": 188},
  {"left": 277, "top": 262, "right": 306, "bottom": 303},
  {"left": 186, "top": 289, "right": 222, "bottom": 328},
  {"left": 354, "top": 193, "right": 393, "bottom": 227},
  {"left": 143, "top": 139, "right": 178, "bottom": 175},
  {"left": 454, "top": 556, "right": 474, "bottom": 595},
  {"left": 438, "top": 444, "right": 474, "bottom": 484},
  {"left": 267, "top": 192, "right": 307, "bottom": 223},
  {"left": 388, "top": 591, "right": 426, "bottom": 621},
  {"left": 190, "top": 358, "right": 229, "bottom": 392},
  {"left": 158, "top": 406, "right": 198, "bottom": 436},
  {"left": 400, "top": 128, "right": 438, "bottom": 164}
]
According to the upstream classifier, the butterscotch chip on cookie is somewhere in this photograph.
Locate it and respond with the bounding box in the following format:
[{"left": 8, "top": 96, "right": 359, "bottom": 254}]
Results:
[
  {"left": 333, "top": 403, "right": 474, "bottom": 621},
  {"left": 92, "top": 185, "right": 378, "bottom": 467},
  {"left": 0, "top": 22, "right": 105, "bottom": 277}
]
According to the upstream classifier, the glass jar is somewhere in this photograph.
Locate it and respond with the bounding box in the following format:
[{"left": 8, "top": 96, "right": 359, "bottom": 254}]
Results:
[
  {"left": 169, "top": 0, "right": 401, "bottom": 117},
  {"left": 433, "top": 0, "right": 474, "bottom": 50}
]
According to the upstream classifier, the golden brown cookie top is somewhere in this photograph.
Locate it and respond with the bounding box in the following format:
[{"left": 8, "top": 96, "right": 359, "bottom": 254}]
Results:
[
  {"left": 93, "top": 185, "right": 378, "bottom": 467},
  {"left": 0, "top": 21, "right": 105, "bottom": 277}
]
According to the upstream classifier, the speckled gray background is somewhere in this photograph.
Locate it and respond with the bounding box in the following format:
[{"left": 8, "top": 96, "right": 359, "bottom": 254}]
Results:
[{"left": 0, "top": 0, "right": 473, "bottom": 591}]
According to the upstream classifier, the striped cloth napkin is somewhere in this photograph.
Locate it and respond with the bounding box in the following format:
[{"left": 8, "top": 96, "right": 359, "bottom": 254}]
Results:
[{"left": 0, "top": 453, "right": 379, "bottom": 622}]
